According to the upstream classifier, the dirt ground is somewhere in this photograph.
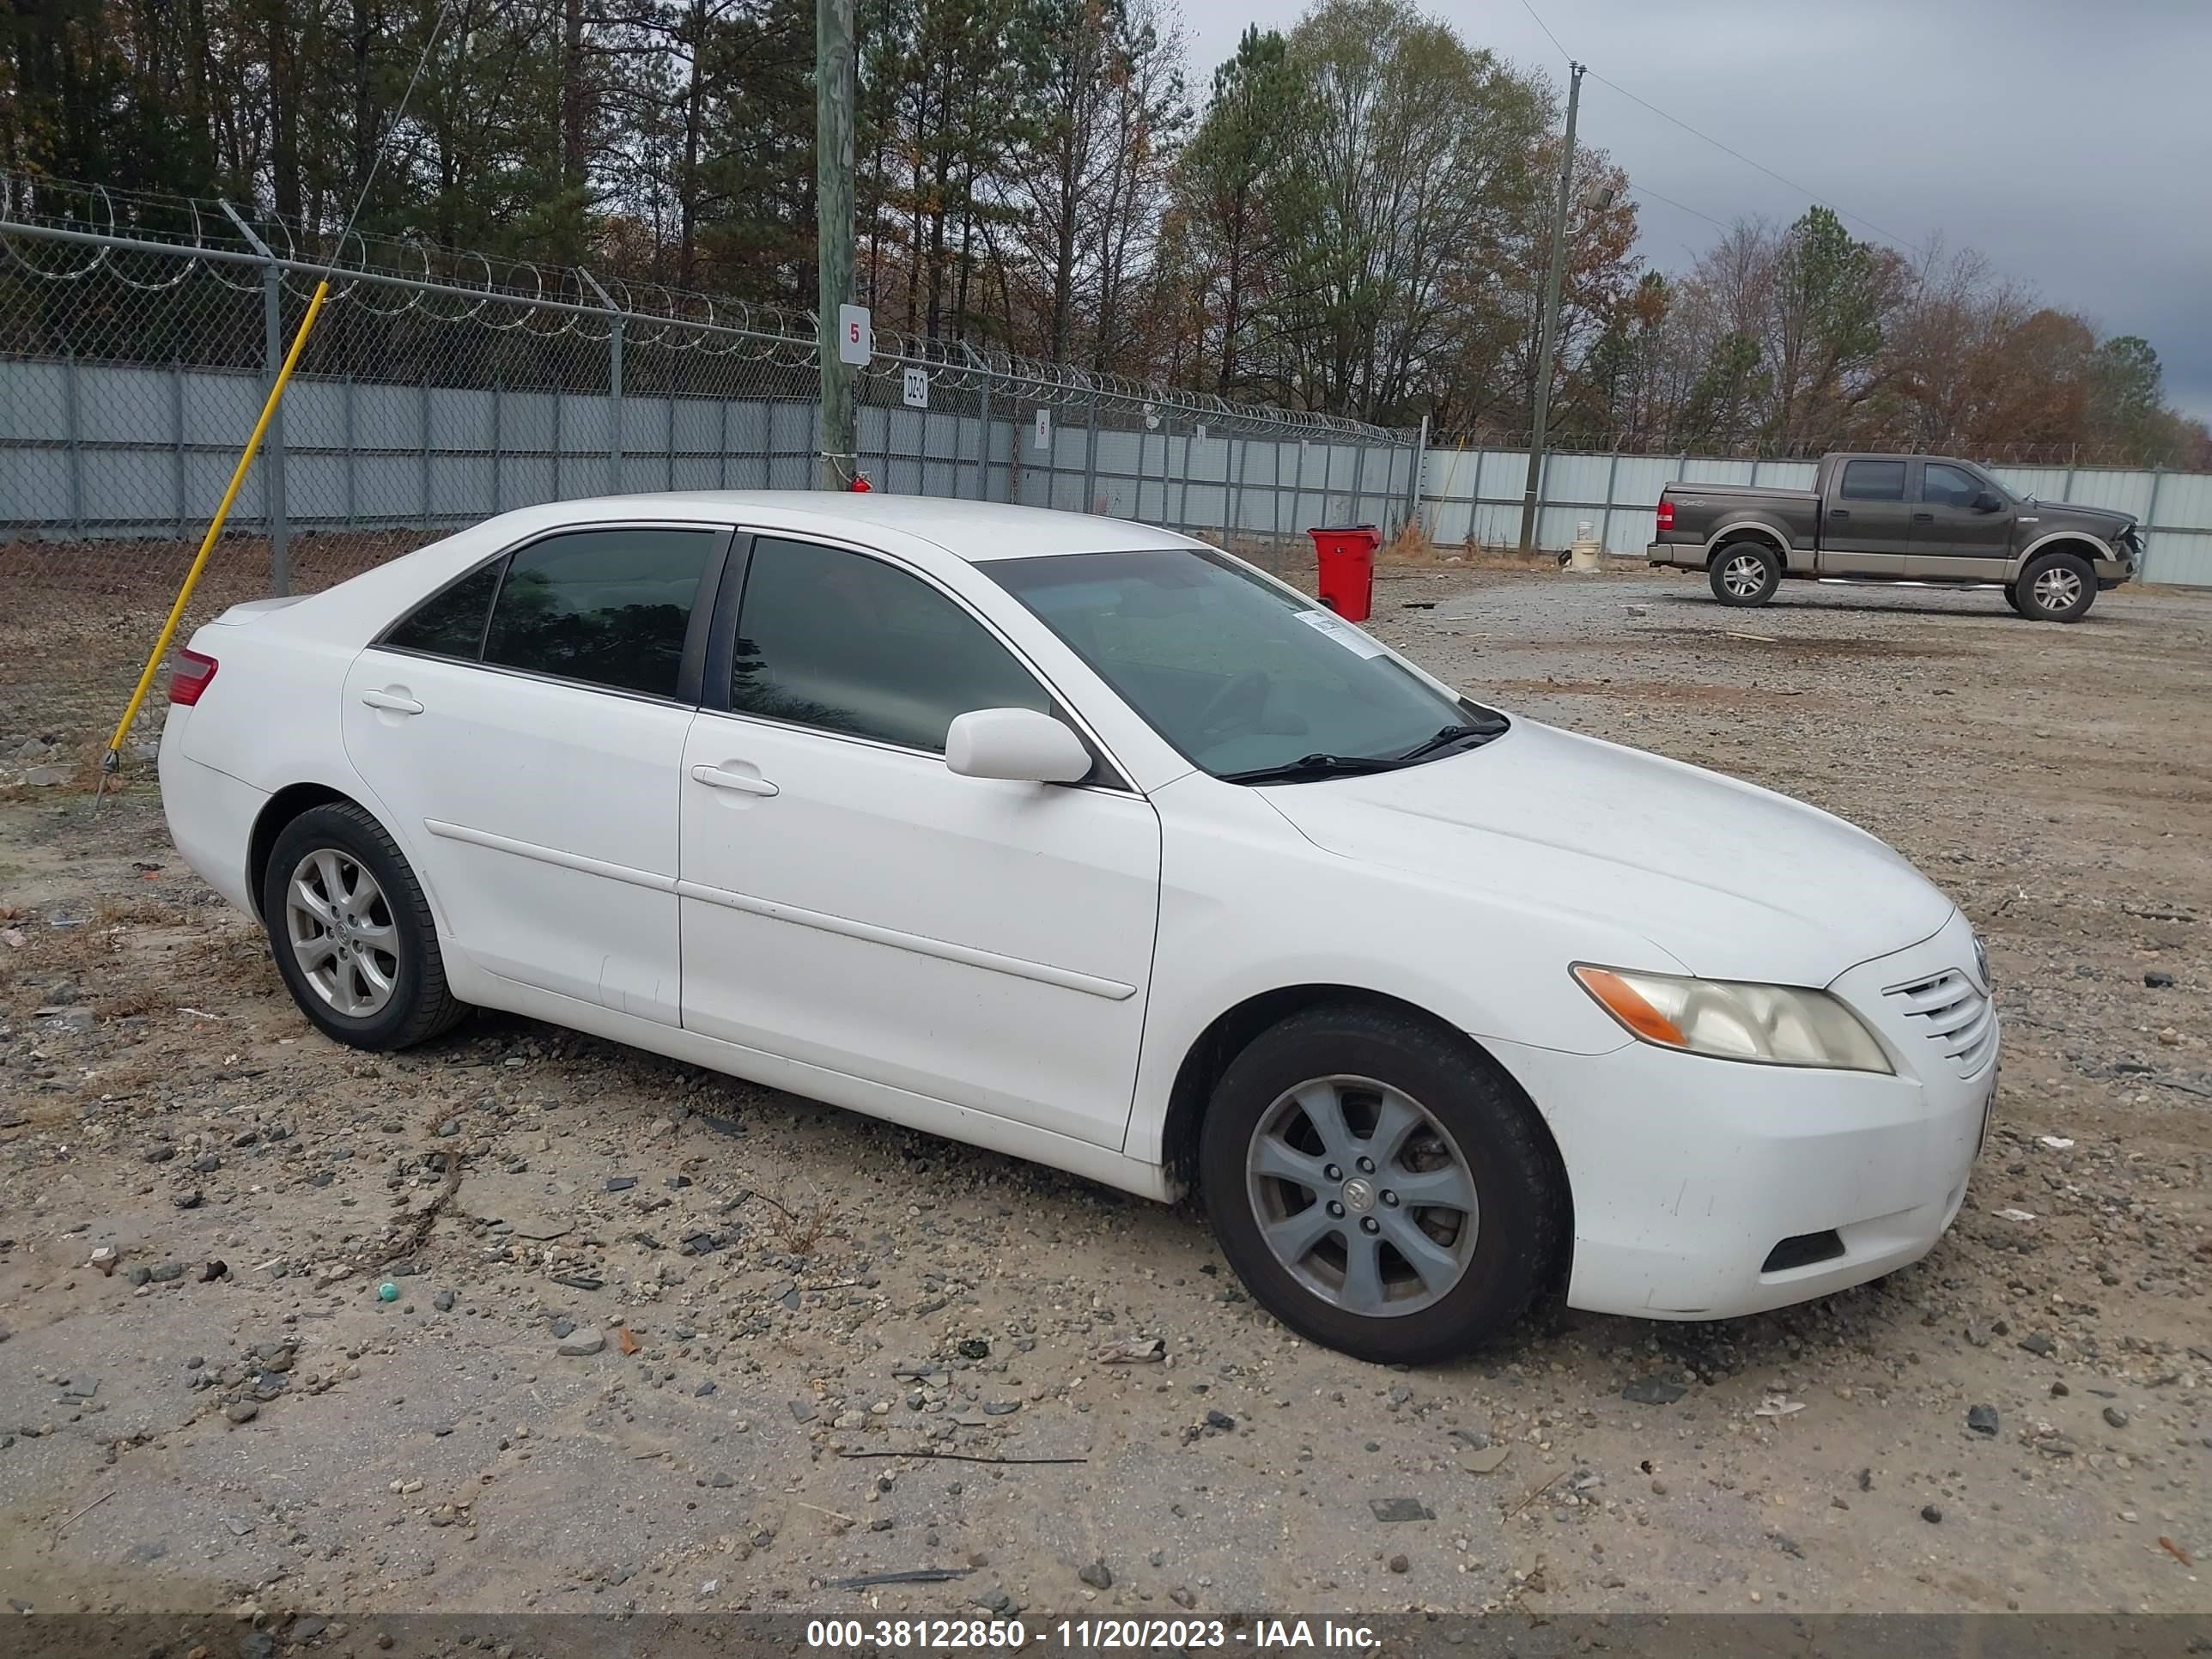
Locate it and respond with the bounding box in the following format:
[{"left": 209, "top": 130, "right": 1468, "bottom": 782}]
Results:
[{"left": 0, "top": 562, "right": 2207, "bottom": 1628}]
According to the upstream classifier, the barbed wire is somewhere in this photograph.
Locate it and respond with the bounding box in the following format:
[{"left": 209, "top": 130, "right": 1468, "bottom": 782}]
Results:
[{"left": 0, "top": 170, "right": 1391, "bottom": 440}]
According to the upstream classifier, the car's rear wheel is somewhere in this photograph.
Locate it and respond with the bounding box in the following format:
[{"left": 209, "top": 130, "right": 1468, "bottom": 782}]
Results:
[
  {"left": 261, "top": 802, "right": 466, "bottom": 1050},
  {"left": 2014, "top": 550, "right": 2096, "bottom": 622},
  {"left": 1198, "top": 1005, "right": 1565, "bottom": 1365},
  {"left": 1709, "top": 542, "right": 1781, "bottom": 606}
]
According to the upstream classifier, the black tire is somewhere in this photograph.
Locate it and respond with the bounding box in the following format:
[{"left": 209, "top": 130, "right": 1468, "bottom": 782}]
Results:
[
  {"left": 1198, "top": 1005, "right": 1566, "bottom": 1365},
  {"left": 1708, "top": 540, "right": 1781, "bottom": 606},
  {"left": 2003, "top": 580, "right": 2032, "bottom": 619},
  {"left": 260, "top": 801, "right": 466, "bottom": 1050},
  {"left": 2013, "top": 550, "right": 2096, "bottom": 622}
]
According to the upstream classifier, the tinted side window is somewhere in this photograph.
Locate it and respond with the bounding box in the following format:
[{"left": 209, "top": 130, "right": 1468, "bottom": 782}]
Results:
[
  {"left": 386, "top": 562, "right": 501, "bottom": 659},
  {"left": 1923, "top": 463, "right": 1980, "bottom": 507},
  {"left": 730, "top": 538, "right": 1051, "bottom": 752},
  {"left": 483, "top": 527, "right": 719, "bottom": 698},
  {"left": 1839, "top": 460, "right": 1906, "bottom": 501}
]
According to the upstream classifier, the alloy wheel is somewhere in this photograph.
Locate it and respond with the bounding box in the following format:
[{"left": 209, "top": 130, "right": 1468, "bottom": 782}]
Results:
[
  {"left": 2033, "top": 566, "right": 2083, "bottom": 612},
  {"left": 1244, "top": 1075, "right": 1480, "bottom": 1317},
  {"left": 1722, "top": 552, "right": 1769, "bottom": 598},
  {"left": 285, "top": 848, "right": 400, "bottom": 1018}
]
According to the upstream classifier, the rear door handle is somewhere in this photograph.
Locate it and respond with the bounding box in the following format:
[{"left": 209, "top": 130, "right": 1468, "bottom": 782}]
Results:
[
  {"left": 690, "top": 763, "right": 779, "bottom": 798},
  {"left": 1911, "top": 511, "right": 1935, "bottom": 523},
  {"left": 360, "top": 689, "right": 424, "bottom": 714}
]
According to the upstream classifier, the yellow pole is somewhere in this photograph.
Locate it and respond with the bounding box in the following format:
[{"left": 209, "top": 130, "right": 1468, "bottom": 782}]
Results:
[{"left": 103, "top": 277, "right": 331, "bottom": 769}]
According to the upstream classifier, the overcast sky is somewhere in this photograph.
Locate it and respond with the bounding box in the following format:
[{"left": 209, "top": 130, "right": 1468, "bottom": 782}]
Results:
[{"left": 1178, "top": 0, "right": 2212, "bottom": 421}]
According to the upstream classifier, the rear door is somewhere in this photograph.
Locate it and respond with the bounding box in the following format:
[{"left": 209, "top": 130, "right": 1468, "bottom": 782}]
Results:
[
  {"left": 1907, "top": 460, "right": 2014, "bottom": 578},
  {"left": 1819, "top": 459, "right": 1914, "bottom": 574},
  {"left": 343, "top": 523, "right": 729, "bottom": 1023}
]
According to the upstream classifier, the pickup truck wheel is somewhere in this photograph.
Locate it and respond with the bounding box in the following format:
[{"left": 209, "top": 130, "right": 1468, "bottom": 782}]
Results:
[
  {"left": 1199, "top": 1005, "right": 1565, "bottom": 1365},
  {"left": 2016, "top": 550, "right": 2095, "bottom": 623},
  {"left": 1710, "top": 543, "right": 1781, "bottom": 606}
]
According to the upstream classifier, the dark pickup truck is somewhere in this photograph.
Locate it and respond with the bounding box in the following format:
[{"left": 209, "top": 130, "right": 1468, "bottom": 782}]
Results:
[{"left": 1646, "top": 453, "right": 2142, "bottom": 621}]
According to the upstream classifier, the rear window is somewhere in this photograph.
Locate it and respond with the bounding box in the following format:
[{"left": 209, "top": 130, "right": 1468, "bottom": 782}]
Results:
[
  {"left": 484, "top": 528, "right": 719, "bottom": 699},
  {"left": 1839, "top": 460, "right": 1906, "bottom": 501},
  {"left": 386, "top": 563, "right": 501, "bottom": 659},
  {"left": 382, "top": 526, "right": 721, "bottom": 702}
]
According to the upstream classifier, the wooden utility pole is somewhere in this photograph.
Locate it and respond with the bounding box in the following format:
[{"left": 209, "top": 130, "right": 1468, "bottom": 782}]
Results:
[
  {"left": 1518, "top": 59, "right": 1583, "bottom": 555},
  {"left": 816, "top": 0, "right": 857, "bottom": 489}
]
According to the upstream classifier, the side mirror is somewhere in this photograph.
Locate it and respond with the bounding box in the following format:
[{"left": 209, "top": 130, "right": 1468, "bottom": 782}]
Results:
[
  {"left": 945, "top": 708, "right": 1093, "bottom": 785},
  {"left": 1972, "top": 491, "right": 2004, "bottom": 513}
]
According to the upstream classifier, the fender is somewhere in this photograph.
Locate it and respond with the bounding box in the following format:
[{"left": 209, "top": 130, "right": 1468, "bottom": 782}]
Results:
[
  {"left": 2005, "top": 529, "right": 2117, "bottom": 581},
  {"left": 1700, "top": 520, "right": 1808, "bottom": 574}
]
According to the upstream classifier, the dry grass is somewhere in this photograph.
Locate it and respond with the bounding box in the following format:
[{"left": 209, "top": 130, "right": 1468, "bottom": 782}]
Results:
[
  {"left": 92, "top": 985, "right": 170, "bottom": 1021},
  {"left": 1377, "top": 520, "right": 1561, "bottom": 572},
  {"left": 751, "top": 1184, "right": 843, "bottom": 1257},
  {"left": 91, "top": 896, "right": 189, "bottom": 928}
]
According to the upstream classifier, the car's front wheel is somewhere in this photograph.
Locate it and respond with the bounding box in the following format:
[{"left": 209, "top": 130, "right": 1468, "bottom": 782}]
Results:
[
  {"left": 1709, "top": 542, "right": 1781, "bottom": 606},
  {"left": 261, "top": 802, "right": 467, "bottom": 1050},
  {"left": 1199, "top": 1005, "right": 1565, "bottom": 1364},
  {"left": 2013, "top": 550, "right": 2096, "bottom": 622}
]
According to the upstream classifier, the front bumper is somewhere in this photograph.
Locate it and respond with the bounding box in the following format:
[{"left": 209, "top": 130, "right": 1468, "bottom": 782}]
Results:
[{"left": 1490, "top": 910, "right": 1996, "bottom": 1320}]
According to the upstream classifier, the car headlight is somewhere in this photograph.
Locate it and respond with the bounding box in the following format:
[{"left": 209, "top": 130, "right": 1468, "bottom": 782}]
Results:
[{"left": 1571, "top": 963, "right": 1893, "bottom": 1074}]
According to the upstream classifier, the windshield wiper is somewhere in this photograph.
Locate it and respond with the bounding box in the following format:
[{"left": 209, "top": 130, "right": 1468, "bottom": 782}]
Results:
[
  {"left": 1393, "top": 720, "right": 1507, "bottom": 763},
  {"left": 1218, "top": 752, "right": 1407, "bottom": 786}
]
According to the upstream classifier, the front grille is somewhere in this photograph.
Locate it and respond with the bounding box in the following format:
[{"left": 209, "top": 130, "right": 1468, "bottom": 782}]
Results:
[{"left": 1885, "top": 969, "right": 1996, "bottom": 1078}]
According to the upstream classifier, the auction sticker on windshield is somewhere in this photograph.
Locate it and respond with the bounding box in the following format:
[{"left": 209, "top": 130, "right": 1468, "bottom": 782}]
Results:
[{"left": 1296, "top": 608, "right": 1389, "bottom": 657}]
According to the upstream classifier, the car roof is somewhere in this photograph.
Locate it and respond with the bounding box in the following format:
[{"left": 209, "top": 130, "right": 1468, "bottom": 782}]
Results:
[{"left": 523, "top": 491, "right": 1204, "bottom": 563}]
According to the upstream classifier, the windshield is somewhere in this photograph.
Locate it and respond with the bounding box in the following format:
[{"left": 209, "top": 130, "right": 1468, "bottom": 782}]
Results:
[{"left": 986, "top": 546, "right": 1504, "bottom": 781}]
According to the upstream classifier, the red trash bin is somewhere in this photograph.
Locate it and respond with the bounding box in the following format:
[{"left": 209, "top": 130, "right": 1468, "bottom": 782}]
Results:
[{"left": 1309, "top": 524, "right": 1382, "bottom": 622}]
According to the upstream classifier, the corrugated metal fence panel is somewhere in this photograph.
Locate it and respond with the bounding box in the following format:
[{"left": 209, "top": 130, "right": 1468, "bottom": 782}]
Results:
[
  {"left": 1991, "top": 465, "right": 2069, "bottom": 501},
  {"left": 11, "top": 343, "right": 2212, "bottom": 586},
  {"left": 0, "top": 354, "right": 1403, "bottom": 554},
  {"left": 2146, "top": 471, "right": 2212, "bottom": 585},
  {"left": 1758, "top": 461, "right": 1821, "bottom": 490}
]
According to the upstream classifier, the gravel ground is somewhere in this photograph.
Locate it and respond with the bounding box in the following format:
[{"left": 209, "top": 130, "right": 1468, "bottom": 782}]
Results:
[{"left": 0, "top": 562, "right": 2207, "bottom": 1626}]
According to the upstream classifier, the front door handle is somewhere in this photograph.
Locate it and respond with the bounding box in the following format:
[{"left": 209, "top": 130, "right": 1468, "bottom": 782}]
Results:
[
  {"left": 361, "top": 689, "right": 424, "bottom": 714},
  {"left": 690, "top": 763, "right": 780, "bottom": 798},
  {"left": 1828, "top": 508, "right": 1850, "bottom": 520},
  {"left": 1911, "top": 511, "right": 1935, "bottom": 523}
]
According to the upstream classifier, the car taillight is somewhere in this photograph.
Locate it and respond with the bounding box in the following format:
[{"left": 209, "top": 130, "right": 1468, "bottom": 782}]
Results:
[
  {"left": 169, "top": 647, "right": 218, "bottom": 707},
  {"left": 1656, "top": 497, "right": 1675, "bottom": 532}
]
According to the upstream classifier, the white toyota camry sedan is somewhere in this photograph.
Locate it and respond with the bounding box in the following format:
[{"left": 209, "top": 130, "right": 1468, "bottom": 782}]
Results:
[{"left": 160, "top": 494, "right": 1997, "bottom": 1364}]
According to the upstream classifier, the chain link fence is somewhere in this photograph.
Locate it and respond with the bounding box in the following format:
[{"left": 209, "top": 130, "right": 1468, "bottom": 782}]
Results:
[{"left": 0, "top": 182, "right": 1419, "bottom": 782}]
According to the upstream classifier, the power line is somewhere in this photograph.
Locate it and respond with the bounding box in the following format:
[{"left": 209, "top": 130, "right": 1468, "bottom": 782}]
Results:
[
  {"left": 1583, "top": 70, "right": 1925, "bottom": 253},
  {"left": 1623, "top": 182, "right": 1731, "bottom": 234},
  {"left": 1516, "top": 0, "right": 1569, "bottom": 61},
  {"left": 1510, "top": 0, "right": 1927, "bottom": 255},
  {"left": 337, "top": 2, "right": 451, "bottom": 252}
]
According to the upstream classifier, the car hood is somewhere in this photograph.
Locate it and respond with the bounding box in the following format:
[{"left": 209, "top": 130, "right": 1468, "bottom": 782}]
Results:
[
  {"left": 1261, "top": 720, "right": 1955, "bottom": 987},
  {"left": 2028, "top": 500, "right": 2134, "bottom": 537}
]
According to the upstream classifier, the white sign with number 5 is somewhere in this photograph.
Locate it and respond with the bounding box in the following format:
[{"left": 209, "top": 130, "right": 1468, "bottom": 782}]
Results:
[
  {"left": 837, "top": 304, "right": 872, "bottom": 366},
  {"left": 1034, "top": 410, "right": 1051, "bottom": 451}
]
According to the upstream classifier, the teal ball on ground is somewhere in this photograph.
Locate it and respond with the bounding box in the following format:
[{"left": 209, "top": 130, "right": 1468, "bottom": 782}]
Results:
[{"left": 378, "top": 1281, "right": 399, "bottom": 1302}]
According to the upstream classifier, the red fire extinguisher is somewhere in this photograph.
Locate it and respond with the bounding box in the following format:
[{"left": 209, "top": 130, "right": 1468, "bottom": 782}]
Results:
[{"left": 849, "top": 472, "right": 872, "bottom": 492}]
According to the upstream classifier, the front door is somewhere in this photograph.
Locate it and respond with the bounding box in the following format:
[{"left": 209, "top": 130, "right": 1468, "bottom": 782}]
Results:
[
  {"left": 1906, "top": 459, "right": 2016, "bottom": 579},
  {"left": 677, "top": 535, "right": 1162, "bottom": 1148},
  {"left": 342, "top": 524, "right": 728, "bottom": 1023},
  {"left": 1820, "top": 457, "right": 1915, "bottom": 574}
]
